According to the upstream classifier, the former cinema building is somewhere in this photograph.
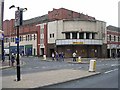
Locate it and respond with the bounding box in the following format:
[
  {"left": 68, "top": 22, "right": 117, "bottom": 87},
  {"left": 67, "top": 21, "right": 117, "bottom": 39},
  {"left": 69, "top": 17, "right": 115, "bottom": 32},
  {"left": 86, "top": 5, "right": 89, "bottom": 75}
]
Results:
[{"left": 3, "top": 8, "right": 108, "bottom": 58}]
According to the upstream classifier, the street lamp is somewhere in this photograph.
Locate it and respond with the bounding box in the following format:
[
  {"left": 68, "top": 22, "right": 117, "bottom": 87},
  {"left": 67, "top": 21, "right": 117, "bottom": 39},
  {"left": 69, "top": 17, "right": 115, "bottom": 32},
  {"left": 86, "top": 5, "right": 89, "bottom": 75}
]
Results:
[{"left": 9, "top": 5, "right": 27, "bottom": 81}]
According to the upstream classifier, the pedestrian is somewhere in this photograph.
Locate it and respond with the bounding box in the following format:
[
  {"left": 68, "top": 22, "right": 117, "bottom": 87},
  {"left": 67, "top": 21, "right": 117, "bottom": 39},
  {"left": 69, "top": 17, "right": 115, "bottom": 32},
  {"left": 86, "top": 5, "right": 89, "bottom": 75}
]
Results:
[
  {"left": 55, "top": 52, "right": 59, "bottom": 61},
  {"left": 52, "top": 52, "right": 55, "bottom": 61},
  {"left": 61, "top": 52, "right": 64, "bottom": 61},
  {"left": 72, "top": 52, "right": 76, "bottom": 61},
  {"left": 11, "top": 53, "right": 15, "bottom": 66}
]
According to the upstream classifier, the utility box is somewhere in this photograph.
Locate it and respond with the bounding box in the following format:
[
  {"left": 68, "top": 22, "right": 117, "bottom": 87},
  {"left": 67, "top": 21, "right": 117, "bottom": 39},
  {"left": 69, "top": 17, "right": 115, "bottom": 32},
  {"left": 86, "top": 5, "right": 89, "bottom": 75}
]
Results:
[{"left": 89, "top": 60, "right": 96, "bottom": 72}]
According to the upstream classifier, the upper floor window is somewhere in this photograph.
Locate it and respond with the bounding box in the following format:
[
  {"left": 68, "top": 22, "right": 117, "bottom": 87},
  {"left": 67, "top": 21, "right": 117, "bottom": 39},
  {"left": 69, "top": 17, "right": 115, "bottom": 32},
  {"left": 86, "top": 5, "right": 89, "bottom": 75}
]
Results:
[
  {"left": 50, "top": 33, "right": 54, "bottom": 38},
  {"left": 72, "top": 32, "right": 77, "bottom": 39},
  {"left": 79, "top": 33, "right": 84, "bottom": 39},
  {"left": 86, "top": 32, "right": 90, "bottom": 39},
  {"left": 109, "top": 35, "right": 111, "bottom": 41},
  {"left": 114, "top": 36, "right": 116, "bottom": 41},
  {"left": 30, "top": 35, "right": 32, "bottom": 40},
  {"left": 34, "top": 34, "right": 36, "bottom": 40},
  {"left": 92, "top": 33, "right": 95, "bottom": 39},
  {"left": 65, "top": 33, "right": 70, "bottom": 39},
  {"left": 118, "top": 36, "right": 120, "bottom": 42}
]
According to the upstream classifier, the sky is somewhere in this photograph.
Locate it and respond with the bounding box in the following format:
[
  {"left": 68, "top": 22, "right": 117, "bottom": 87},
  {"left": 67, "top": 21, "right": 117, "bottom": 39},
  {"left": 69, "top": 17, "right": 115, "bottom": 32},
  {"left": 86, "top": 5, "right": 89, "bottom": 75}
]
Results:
[{"left": 3, "top": 0, "right": 119, "bottom": 27}]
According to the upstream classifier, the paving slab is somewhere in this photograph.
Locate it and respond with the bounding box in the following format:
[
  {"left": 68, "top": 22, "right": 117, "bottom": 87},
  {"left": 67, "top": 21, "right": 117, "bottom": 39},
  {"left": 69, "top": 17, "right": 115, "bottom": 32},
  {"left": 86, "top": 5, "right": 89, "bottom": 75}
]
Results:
[{"left": 2, "top": 69, "right": 100, "bottom": 88}]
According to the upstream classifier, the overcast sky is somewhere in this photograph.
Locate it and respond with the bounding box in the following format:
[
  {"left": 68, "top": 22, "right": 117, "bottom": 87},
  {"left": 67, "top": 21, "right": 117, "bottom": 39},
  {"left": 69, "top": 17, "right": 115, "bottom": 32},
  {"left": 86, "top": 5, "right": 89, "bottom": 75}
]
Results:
[{"left": 3, "top": 0, "right": 119, "bottom": 27}]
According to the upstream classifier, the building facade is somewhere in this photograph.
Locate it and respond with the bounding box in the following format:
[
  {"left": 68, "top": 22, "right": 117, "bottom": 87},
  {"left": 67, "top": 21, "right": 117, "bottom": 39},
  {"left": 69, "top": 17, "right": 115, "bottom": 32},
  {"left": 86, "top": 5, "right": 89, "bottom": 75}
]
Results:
[
  {"left": 47, "top": 19, "right": 107, "bottom": 58},
  {"left": 3, "top": 8, "right": 108, "bottom": 58},
  {"left": 107, "top": 25, "right": 120, "bottom": 58}
]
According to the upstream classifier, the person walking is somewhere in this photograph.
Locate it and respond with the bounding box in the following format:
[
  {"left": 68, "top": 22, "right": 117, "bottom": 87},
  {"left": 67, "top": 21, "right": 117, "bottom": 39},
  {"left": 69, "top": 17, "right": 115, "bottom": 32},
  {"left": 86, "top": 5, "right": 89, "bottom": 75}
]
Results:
[
  {"left": 72, "top": 52, "right": 76, "bottom": 61},
  {"left": 55, "top": 51, "right": 59, "bottom": 61},
  {"left": 52, "top": 52, "right": 55, "bottom": 61},
  {"left": 61, "top": 52, "right": 64, "bottom": 61},
  {"left": 11, "top": 53, "right": 15, "bottom": 66}
]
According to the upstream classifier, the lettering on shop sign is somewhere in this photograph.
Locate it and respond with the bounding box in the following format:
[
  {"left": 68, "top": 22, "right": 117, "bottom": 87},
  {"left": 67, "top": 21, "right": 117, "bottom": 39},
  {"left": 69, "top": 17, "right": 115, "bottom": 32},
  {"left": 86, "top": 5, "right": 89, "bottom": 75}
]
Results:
[{"left": 73, "top": 42, "right": 84, "bottom": 44}]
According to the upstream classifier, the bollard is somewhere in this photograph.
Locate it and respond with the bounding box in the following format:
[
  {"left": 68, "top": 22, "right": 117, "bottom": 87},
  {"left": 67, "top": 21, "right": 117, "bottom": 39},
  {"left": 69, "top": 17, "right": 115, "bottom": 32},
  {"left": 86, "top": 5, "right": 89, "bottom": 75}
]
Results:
[
  {"left": 43, "top": 55, "right": 46, "bottom": 60},
  {"left": 77, "top": 56, "right": 82, "bottom": 63},
  {"left": 89, "top": 59, "right": 96, "bottom": 72}
]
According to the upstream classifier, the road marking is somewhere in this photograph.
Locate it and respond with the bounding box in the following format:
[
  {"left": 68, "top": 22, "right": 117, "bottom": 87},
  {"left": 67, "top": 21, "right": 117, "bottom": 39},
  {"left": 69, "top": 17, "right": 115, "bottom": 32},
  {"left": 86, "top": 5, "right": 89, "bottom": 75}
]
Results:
[{"left": 104, "top": 68, "right": 118, "bottom": 74}]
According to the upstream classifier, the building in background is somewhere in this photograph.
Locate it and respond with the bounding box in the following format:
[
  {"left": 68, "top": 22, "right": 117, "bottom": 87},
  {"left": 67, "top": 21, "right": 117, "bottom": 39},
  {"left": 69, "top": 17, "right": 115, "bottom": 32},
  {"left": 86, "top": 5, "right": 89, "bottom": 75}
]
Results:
[
  {"left": 107, "top": 25, "right": 120, "bottom": 58},
  {"left": 4, "top": 8, "right": 107, "bottom": 58}
]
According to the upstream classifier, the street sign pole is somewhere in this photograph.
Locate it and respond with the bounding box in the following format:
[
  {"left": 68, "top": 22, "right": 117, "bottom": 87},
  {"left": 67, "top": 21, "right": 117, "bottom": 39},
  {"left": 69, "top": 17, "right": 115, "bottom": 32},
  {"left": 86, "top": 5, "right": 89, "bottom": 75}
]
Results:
[
  {"left": 16, "top": 25, "right": 20, "bottom": 81},
  {"left": 9, "top": 5, "right": 27, "bottom": 81}
]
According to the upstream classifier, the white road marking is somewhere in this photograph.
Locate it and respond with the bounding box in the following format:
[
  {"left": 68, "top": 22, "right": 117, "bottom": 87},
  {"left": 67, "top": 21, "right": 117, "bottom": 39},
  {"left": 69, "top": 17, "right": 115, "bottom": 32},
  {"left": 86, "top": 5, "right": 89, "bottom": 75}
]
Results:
[{"left": 104, "top": 68, "right": 118, "bottom": 74}]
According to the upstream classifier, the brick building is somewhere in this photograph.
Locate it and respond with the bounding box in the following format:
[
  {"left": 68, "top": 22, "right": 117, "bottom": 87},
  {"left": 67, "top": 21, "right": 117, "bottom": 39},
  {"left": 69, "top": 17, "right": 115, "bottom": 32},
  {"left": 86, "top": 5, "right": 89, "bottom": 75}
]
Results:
[
  {"left": 4, "top": 8, "right": 107, "bottom": 58},
  {"left": 107, "top": 25, "right": 120, "bottom": 58}
]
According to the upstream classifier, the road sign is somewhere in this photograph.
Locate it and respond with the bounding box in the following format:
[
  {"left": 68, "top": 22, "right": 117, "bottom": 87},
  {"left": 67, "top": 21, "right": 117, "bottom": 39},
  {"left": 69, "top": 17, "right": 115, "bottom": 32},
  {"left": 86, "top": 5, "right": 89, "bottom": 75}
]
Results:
[
  {"left": 15, "top": 38, "right": 19, "bottom": 44},
  {"left": 0, "top": 33, "right": 4, "bottom": 40}
]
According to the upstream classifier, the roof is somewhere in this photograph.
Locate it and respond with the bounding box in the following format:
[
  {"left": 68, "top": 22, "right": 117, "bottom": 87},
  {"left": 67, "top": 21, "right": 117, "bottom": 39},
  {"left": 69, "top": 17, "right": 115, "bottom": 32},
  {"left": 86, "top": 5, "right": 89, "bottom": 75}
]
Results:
[
  {"left": 107, "top": 25, "right": 120, "bottom": 32},
  {"left": 23, "top": 14, "right": 48, "bottom": 25}
]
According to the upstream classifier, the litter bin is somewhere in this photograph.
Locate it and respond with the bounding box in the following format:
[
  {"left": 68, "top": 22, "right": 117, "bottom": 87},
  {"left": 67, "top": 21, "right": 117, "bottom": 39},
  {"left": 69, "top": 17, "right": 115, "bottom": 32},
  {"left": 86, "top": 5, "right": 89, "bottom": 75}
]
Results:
[
  {"left": 89, "top": 59, "right": 96, "bottom": 72},
  {"left": 43, "top": 55, "right": 46, "bottom": 60}
]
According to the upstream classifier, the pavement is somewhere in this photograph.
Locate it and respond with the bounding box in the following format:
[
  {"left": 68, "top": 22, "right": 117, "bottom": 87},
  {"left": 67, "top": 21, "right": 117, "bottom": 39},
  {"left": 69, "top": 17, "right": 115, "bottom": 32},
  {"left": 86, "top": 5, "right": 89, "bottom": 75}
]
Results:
[
  {"left": 1, "top": 57, "right": 116, "bottom": 89},
  {"left": 2, "top": 69, "right": 100, "bottom": 88}
]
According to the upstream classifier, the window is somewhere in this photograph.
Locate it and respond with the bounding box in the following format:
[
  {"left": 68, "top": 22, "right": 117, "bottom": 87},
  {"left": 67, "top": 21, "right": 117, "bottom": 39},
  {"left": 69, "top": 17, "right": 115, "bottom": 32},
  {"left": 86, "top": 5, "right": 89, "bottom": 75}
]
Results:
[
  {"left": 34, "top": 34, "right": 36, "bottom": 40},
  {"left": 86, "top": 32, "right": 90, "bottom": 39},
  {"left": 50, "top": 33, "right": 54, "bottom": 38},
  {"left": 114, "top": 36, "right": 116, "bottom": 41},
  {"left": 65, "top": 33, "right": 70, "bottom": 39},
  {"left": 72, "top": 32, "right": 77, "bottom": 39},
  {"left": 79, "top": 33, "right": 84, "bottom": 39},
  {"left": 92, "top": 33, "right": 95, "bottom": 39},
  {"left": 109, "top": 35, "right": 111, "bottom": 41},
  {"left": 118, "top": 36, "right": 120, "bottom": 42},
  {"left": 28, "top": 35, "right": 29, "bottom": 41},
  {"left": 30, "top": 35, "right": 32, "bottom": 40},
  {"left": 13, "top": 37, "right": 15, "bottom": 42},
  {"left": 26, "top": 35, "right": 27, "bottom": 41},
  {"left": 20, "top": 36, "right": 22, "bottom": 41}
]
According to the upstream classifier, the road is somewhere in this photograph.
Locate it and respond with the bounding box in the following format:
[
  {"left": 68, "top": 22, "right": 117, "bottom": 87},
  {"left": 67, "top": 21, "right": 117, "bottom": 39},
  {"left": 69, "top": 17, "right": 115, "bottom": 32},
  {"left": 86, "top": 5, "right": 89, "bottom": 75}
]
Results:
[
  {"left": 2, "top": 57, "right": 119, "bottom": 88},
  {"left": 44, "top": 68, "right": 118, "bottom": 88},
  {"left": 2, "top": 57, "right": 119, "bottom": 77}
]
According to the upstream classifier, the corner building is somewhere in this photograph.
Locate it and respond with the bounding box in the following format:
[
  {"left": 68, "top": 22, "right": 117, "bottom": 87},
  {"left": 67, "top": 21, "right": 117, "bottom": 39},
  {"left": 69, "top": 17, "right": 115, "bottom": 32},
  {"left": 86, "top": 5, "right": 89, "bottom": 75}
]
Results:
[
  {"left": 47, "top": 19, "right": 107, "bottom": 58},
  {"left": 3, "top": 8, "right": 107, "bottom": 58}
]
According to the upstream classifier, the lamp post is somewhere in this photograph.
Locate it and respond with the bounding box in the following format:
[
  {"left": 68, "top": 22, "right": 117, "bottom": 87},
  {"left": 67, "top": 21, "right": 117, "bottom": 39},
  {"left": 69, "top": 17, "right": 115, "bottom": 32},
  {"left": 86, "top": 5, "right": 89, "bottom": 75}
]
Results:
[{"left": 9, "top": 5, "right": 27, "bottom": 81}]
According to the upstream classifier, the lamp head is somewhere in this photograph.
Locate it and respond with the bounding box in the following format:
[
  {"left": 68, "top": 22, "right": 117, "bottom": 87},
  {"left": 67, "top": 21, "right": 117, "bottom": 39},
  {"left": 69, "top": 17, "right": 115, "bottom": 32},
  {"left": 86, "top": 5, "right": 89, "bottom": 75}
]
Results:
[{"left": 9, "top": 5, "right": 15, "bottom": 9}]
